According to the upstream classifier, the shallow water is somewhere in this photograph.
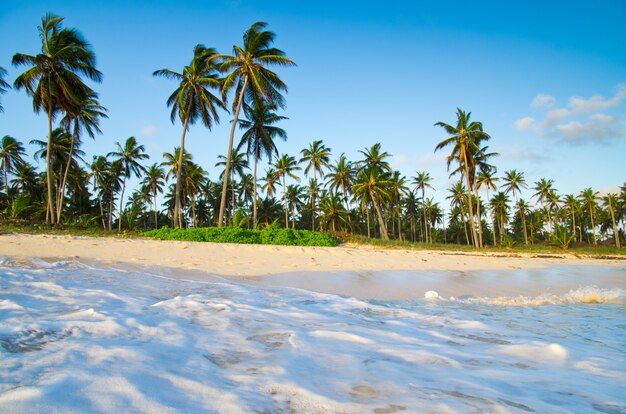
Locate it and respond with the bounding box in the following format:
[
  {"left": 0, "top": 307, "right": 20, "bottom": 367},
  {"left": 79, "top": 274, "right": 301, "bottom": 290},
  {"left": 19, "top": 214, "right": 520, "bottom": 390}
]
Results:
[{"left": 0, "top": 257, "right": 624, "bottom": 413}]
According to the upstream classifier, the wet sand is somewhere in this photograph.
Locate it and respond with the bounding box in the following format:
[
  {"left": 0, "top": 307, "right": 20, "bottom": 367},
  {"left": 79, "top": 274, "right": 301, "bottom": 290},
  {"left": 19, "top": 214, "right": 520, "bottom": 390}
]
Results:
[{"left": 1, "top": 233, "right": 624, "bottom": 299}]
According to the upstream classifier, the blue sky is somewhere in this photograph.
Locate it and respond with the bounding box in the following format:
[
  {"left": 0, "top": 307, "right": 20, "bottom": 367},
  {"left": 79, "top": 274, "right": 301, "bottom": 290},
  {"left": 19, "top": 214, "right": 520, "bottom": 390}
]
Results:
[{"left": 1, "top": 0, "right": 624, "bottom": 208}]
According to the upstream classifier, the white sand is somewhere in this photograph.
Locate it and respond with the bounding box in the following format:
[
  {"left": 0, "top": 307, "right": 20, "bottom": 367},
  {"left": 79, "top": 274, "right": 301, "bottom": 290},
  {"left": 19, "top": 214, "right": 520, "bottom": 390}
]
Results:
[{"left": 1, "top": 233, "right": 624, "bottom": 299}]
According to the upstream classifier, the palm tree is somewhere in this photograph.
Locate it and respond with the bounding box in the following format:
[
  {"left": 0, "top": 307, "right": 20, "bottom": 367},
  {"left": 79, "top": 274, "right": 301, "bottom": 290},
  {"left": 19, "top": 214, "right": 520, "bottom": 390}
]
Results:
[
  {"left": 533, "top": 178, "right": 555, "bottom": 235},
  {"left": 579, "top": 188, "right": 599, "bottom": 245},
  {"left": 412, "top": 171, "right": 434, "bottom": 243},
  {"left": 502, "top": 169, "right": 529, "bottom": 244},
  {"left": 490, "top": 192, "right": 510, "bottom": 242},
  {"left": 0, "top": 66, "right": 9, "bottom": 112},
  {"left": 389, "top": 171, "right": 408, "bottom": 240},
  {"left": 13, "top": 13, "right": 102, "bottom": 224},
  {"left": 161, "top": 147, "right": 192, "bottom": 183},
  {"left": 57, "top": 94, "right": 107, "bottom": 222},
  {"left": 216, "top": 149, "right": 249, "bottom": 225},
  {"left": 142, "top": 164, "right": 165, "bottom": 229},
  {"left": 325, "top": 154, "right": 354, "bottom": 201},
  {"left": 182, "top": 162, "right": 207, "bottom": 227},
  {"left": 603, "top": 193, "right": 621, "bottom": 248},
  {"left": 88, "top": 155, "right": 110, "bottom": 229},
  {"left": 218, "top": 21, "right": 296, "bottom": 227},
  {"left": 563, "top": 194, "right": 581, "bottom": 242},
  {"left": 153, "top": 44, "right": 225, "bottom": 228},
  {"left": 447, "top": 181, "right": 470, "bottom": 245},
  {"left": 319, "top": 193, "right": 349, "bottom": 232},
  {"left": 300, "top": 140, "right": 332, "bottom": 230},
  {"left": 357, "top": 143, "right": 391, "bottom": 172},
  {"left": 108, "top": 137, "right": 148, "bottom": 231},
  {"left": 476, "top": 168, "right": 498, "bottom": 246},
  {"left": 352, "top": 166, "right": 392, "bottom": 240},
  {"left": 261, "top": 168, "right": 278, "bottom": 199},
  {"left": 237, "top": 99, "right": 287, "bottom": 226},
  {"left": 286, "top": 184, "right": 304, "bottom": 229},
  {"left": 0, "top": 136, "right": 27, "bottom": 197},
  {"left": 273, "top": 154, "right": 301, "bottom": 228},
  {"left": 435, "top": 108, "right": 490, "bottom": 248}
]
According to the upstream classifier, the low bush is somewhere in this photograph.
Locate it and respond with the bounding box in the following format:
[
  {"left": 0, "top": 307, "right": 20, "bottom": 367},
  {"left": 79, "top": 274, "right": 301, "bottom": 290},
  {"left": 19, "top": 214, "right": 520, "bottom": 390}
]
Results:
[{"left": 144, "top": 225, "right": 337, "bottom": 247}]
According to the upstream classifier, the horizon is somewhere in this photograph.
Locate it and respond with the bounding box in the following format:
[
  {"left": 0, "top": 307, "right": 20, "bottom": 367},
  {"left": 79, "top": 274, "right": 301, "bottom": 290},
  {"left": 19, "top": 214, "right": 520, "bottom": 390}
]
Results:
[{"left": 0, "top": 0, "right": 625, "bottom": 210}]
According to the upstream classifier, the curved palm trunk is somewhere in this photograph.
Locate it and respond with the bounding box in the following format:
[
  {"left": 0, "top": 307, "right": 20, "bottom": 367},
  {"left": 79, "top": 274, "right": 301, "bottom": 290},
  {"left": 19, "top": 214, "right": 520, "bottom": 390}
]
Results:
[
  {"left": 421, "top": 189, "right": 428, "bottom": 243},
  {"left": 370, "top": 191, "right": 388, "bottom": 240},
  {"left": 218, "top": 76, "right": 248, "bottom": 227},
  {"left": 463, "top": 162, "right": 478, "bottom": 248},
  {"left": 175, "top": 102, "right": 193, "bottom": 229},
  {"left": 117, "top": 175, "right": 127, "bottom": 232},
  {"left": 57, "top": 126, "right": 77, "bottom": 223},
  {"left": 3, "top": 166, "right": 8, "bottom": 198},
  {"left": 46, "top": 104, "right": 55, "bottom": 224}
]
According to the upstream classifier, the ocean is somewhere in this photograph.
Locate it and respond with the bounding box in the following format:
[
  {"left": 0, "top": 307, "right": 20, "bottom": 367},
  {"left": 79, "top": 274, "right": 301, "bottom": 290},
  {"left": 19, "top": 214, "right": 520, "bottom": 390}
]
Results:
[{"left": 0, "top": 257, "right": 624, "bottom": 413}]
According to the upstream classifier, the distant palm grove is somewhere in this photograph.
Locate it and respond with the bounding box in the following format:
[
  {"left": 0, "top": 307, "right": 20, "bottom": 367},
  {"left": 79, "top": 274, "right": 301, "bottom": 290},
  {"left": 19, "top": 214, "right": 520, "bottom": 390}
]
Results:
[{"left": 0, "top": 13, "right": 624, "bottom": 250}]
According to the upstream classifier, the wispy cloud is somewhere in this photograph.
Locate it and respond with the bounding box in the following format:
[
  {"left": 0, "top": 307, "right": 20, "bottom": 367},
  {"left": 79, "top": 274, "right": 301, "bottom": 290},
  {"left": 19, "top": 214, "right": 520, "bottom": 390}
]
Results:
[
  {"left": 140, "top": 124, "right": 159, "bottom": 138},
  {"left": 515, "top": 84, "right": 626, "bottom": 144}
]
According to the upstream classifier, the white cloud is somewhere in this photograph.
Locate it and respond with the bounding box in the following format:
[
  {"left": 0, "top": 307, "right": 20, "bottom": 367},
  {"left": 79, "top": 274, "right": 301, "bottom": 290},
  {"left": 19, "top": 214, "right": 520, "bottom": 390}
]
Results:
[
  {"left": 141, "top": 124, "right": 159, "bottom": 138},
  {"left": 517, "top": 84, "right": 626, "bottom": 145},
  {"left": 531, "top": 94, "right": 555, "bottom": 109},
  {"left": 515, "top": 117, "right": 535, "bottom": 131},
  {"left": 391, "top": 153, "right": 446, "bottom": 170},
  {"left": 554, "top": 114, "right": 626, "bottom": 144}
]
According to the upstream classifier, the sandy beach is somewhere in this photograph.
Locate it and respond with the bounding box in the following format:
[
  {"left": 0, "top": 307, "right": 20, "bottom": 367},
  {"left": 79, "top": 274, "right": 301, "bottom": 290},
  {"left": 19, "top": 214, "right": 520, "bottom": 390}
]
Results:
[{"left": 1, "top": 233, "right": 624, "bottom": 299}]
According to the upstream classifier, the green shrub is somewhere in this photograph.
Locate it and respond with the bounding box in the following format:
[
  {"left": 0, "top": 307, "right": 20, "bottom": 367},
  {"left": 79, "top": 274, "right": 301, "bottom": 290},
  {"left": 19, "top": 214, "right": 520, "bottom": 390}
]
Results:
[{"left": 144, "top": 225, "right": 337, "bottom": 247}]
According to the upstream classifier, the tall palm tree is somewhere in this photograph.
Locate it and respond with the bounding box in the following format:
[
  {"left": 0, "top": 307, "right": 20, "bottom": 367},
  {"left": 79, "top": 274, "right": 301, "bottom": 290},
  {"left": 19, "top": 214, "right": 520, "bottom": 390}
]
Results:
[
  {"left": 357, "top": 143, "right": 391, "bottom": 172},
  {"left": 533, "top": 178, "right": 555, "bottom": 235},
  {"left": 273, "top": 154, "right": 300, "bottom": 228},
  {"left": 0, "top": 66, "right": 9, "bottom": 112},
  {"left": 319, "top": 193, "right": 349, "bottom": 233},
  {"left": 412, "top": 171, "right": 434, "bottom": 242},
  {"left": 390, "top": 171, "right": 408, "bottom": 240},
  {"left": 13, "top": 13, "right": 102, "bottom": 224},
  {"left": 57, "top": 94, "right": 107, "bottom": 222},
  {"left": 0, "top": 136, "right": 27, "bottom": 197},
  {"left": 352, "top": 166, "right": 392, "bottom": 240},
  {"left": 447, "top": 181, "right": 470, "bottom": 245},
  {"left": 579, "top": 187, "right": 599, "bottom": 245},
  {"left": 183, "top": 161, "right": 207, "bottom": 227},
  {"left": 603, "top": 193, "right": 621, "bottom": 248},
  {"left": 300, "top": 140, "right": 332, "bottom": 230},
  {"left": 325, "top": 154, "right": 354, "bottom": 201},
  {"left": 435, "top": 108, "right": 490, "bottom": 248},
  {"left": 476, "top": 168, "right": 498, "bottom": 246},
  {"left": 286, "top": 184, "right": 304, "bottom": 229},
  {"left": 237, "top": 99, "right": 287, "bottom": 226},
  {"left": 563, "top": 194, "right": 581, "bottom": 242},
  {"left": 502, "top": 169, "right": 528, "bottom": 244},
  {"left": 88, "top": 155, "right": 110, "bottom": 229},
  {"left": 490, "top": 191, "right": 510, "bottom": 242},
  {"left": 261, "top": 168, "right": 278, "bottom": 199},
  {"left": 161, "top": 147, "right": 192, "bottom": 183},
  {"left": 218, "top": 21, "right": 296, "bottom": 227},
  {"left": 153, "top": 44, "right": 225, "bottom": 228},
  {"left": 108, "top": 136, "right": 148, "bottom": 231},
  {"left": 216, "top": 149, "right": 249, "bottom": 224},
  {"left": 142, "top": 163, "right": 165, "bottom": 229}
]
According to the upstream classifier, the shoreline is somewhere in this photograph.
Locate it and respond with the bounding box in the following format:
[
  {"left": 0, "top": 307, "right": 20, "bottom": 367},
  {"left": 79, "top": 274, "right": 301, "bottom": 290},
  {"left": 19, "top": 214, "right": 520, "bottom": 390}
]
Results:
[{"left": 1, "top": 233, "right": 625, "bottom": 299}]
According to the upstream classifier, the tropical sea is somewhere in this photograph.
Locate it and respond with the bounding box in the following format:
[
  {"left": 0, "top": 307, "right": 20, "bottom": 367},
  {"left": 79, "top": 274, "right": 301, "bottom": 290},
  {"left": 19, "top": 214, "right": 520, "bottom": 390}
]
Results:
[{"left": 0, "top": 257, "right": 624, "bottom": 413}]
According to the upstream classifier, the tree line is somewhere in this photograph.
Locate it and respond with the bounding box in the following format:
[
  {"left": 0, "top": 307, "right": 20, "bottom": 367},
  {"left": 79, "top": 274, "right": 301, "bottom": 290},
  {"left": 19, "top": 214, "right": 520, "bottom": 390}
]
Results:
[{"left": 0, "top": 14, "right": 624, "bottom": 249}]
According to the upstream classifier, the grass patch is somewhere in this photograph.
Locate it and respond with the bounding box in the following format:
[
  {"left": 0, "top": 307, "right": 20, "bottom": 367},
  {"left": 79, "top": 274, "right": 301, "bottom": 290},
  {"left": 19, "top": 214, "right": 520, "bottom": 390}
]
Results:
[{"left": 143, "top": 225, "right": 338, "bottom": 247}]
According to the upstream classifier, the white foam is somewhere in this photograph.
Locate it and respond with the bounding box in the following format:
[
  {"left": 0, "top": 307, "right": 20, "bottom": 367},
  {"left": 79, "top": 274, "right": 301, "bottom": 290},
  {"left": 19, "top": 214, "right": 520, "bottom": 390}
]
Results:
[{"left": 0, "top": 261, "right": 624, "bottom": 413}]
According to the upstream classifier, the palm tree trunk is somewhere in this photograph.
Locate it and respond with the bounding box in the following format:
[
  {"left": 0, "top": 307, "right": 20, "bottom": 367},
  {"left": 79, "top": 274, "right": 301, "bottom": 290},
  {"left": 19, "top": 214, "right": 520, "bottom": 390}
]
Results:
[
  {"left": 590, "top": 207, "right": 597, "bottom": 245},
  {"left": 366, "top": 206, "right": 370, "bottom": 238},
  {"left": 421, "top": 189, "right": 428, "bottom": 243},
  {"left": 219, "top": 76, "right": 248, "bottom": 227},
  {"left": 118, "top": 175, "right": 127, "bottom": 232},
  {"left": 3, "top": 167, "right": 8, "bottom": 198},
  {"left": 609, "top": 205, "right": 620, "bottom": 248},
  {"left": 371, "top": 192, "right": 389, "bottom": 240},
  {"left": 253, "top": 155, "right": 258, "bottom": 228},
  {"left": 283, "top": 176, "right": 288, "bottom": 229},
  {"left": 175, "top": 104, "right": 192, "bottom": 228},
  {"left": 521, "top": 208, "right": 528, "bottom": 245},
  {"left": 463, "top": 163, "right": 478, "bottom": 248},
  {"left": 108, "top": 191, "right": 114, "bottom": 230},
  {"left": 57, "top": 129, "right": 76, "bottom": 224},
  {"left": 475, "top": 187, "right": 483, "bottom": 248},
  {"left": 153, "top": 192, "right": 158, "bottom": 229},
  {"left": 46, "top": 106, "right": 55, "bottom": 224}
]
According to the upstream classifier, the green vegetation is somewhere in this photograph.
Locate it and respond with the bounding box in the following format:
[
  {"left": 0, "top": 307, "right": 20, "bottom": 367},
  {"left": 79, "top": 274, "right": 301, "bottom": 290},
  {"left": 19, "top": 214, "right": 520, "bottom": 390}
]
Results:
[
  {"left": 144, "top": 225, "right": 337, "bottom": 247},
  {"left": 0, "top": 13, "right": 624, "bottom": 255}
]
